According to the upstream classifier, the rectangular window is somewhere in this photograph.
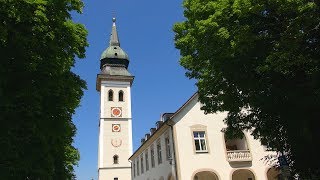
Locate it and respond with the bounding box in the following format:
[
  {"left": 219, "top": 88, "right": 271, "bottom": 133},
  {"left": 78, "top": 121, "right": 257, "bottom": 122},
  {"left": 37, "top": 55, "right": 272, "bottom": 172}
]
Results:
[
  {"left": 133, "top": 161, "right": 136, "bottom": 177},
  {"left": 157, "top": 140, "right": 162, "bottom": 164},
  {"left": 165, "top": 137, "right": 171, "bottom": 160},
  {"left": 114, "top": 178, "right": 118, "bottom": 180},
  {"left": 151, "top": 145, "right": 155, "bottom": 168},
  {"left": 140, "top": 154, "right": 144, "bottom": 174},
  {"left": 137, "top": 159, "right": 140, "bottom": 176},
  {"left": 193, "top": 131, "right": 207, "bottom": 152},
  {"left": 145, "top": 151, "right": 149, "bottom": 171}
]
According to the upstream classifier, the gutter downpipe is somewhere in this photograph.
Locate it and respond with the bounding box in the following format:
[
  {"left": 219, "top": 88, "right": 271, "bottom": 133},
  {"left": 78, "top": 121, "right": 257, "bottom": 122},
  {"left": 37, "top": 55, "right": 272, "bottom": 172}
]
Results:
[{"left": 165, "top": 120, "right": 179, "bottom": 180}]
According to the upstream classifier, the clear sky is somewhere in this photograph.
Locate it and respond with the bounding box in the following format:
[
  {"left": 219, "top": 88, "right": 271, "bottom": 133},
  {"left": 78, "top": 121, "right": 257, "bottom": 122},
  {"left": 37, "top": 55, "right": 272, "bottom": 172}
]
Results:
[{"left": 72, "top": 0, "right": 196, "bottom": 179}]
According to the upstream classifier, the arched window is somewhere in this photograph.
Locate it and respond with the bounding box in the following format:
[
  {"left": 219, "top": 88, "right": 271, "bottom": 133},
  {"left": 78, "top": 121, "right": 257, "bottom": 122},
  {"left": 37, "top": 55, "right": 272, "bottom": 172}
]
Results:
[
  {"left": 119, "top": 91, "right": 124, "bottom": 102},
  {"left": 108, "top": 90, "right": 114, "bottom": 101},
  {"left": 232, "top": 169, "right": 255, "bottom": 180},
  {"left": 193, "top": 171, "right": 219, "bottom": 180},
  {"left": 113, "top": 155, "right": 119, "bottom": 164},
  {"left": 267, "top": 167, "right": 280, "bottom": 180}
]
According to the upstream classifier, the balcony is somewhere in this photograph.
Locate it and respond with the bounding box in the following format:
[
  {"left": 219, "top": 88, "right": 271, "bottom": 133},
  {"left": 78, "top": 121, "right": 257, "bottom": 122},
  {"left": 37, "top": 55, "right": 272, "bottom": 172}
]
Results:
[
  {"left": 226, "top": 150, "right": 252, "bottom": 162},
  {"left": 224, "top": 132, "right": 252, "bottom": 162}
]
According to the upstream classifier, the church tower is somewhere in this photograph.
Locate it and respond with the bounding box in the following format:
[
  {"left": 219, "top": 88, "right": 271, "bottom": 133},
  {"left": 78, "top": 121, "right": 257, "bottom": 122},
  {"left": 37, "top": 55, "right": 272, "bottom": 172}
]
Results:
[{"left": 96, "top": 18, "right": 133, "bottom": 180}]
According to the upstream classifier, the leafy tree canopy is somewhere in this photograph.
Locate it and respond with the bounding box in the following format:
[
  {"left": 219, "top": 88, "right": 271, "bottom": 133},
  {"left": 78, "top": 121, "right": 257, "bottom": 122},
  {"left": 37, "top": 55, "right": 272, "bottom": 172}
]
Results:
[
  {"left": 174, "top": 0, "right": 320, "bottom": 177},
  {"left": 0, "top": 0, "right": 88, "bottom": 179}
]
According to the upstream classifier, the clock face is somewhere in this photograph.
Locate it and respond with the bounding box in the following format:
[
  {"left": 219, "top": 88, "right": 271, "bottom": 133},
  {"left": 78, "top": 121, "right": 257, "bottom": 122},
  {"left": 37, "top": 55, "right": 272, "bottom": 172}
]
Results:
[
  {"left": 112, "top": 124, "right": 121, "bottom": 132},
  {"left": 111, "top": 138, "right": 122, "bottom": 147},
  {"left": 111, "top": 107, "right": 122, "bottom": 117}
]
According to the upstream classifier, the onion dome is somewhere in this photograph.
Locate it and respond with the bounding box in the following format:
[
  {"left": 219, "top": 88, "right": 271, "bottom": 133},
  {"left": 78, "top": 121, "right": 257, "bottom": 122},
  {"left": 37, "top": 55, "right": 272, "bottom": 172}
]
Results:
[{"left": 100, "top": 18, "right": 129, "bottom": 70}]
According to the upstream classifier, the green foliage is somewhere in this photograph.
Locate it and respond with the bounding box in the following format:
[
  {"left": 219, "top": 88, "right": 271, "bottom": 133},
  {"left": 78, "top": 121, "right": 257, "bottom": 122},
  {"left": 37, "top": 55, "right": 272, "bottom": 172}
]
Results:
[
  {"left": 174, "top": 0, "right": 320, "bottom": 177},
  {"left": 0, "top": 0, "right": 88, "bottom": 179}
]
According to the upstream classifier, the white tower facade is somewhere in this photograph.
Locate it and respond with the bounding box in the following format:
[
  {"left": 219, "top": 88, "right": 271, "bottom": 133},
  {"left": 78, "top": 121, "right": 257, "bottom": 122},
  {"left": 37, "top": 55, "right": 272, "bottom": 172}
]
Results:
[{"left": 97, "top": 18, "right": 133, "bottom": 180}]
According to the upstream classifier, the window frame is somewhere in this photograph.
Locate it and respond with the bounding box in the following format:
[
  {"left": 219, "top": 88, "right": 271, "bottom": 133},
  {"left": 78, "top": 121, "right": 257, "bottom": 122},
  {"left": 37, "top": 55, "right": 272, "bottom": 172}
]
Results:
[
  {"left": 190, "top": 124, "right": 210, "bottom": 154},
  {"left": 151, "top": 145, "right": 155, "bottom": 168},
  {"left": 193, "top": 131, "right": 208, "bottom": 152},
  {"left": 133, "top": 161, "right": 136, "bottom": 177},
  {"left": 165, "top": 136, "right": 171, "bottom": 160},
  {"left": 118, "top": 90, "right": 124, "bottom": 102},
  {"left": 157, "top": 140, "right": 162, "bottom": 165},
  {"left": 140, "top": 154, "right": 144, "bottom": 174},
  {"left": 145, "top": 150, "right": 149, "bottom": 171},
  {"left": 108, "top": 89, "right": 114, "bottom": 101},
  {"left": 137, "top": 159, "right": 140, "bottom": 176},
  {"left": 113, "top": 155, "right": 119, "bottom": 164}
]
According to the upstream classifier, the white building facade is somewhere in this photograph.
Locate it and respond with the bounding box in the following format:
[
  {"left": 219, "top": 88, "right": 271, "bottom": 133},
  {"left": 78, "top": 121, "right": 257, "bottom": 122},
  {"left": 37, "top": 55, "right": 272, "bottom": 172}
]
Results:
[{"left": 129, "top": 93, "right": 280, "bottom": 180}]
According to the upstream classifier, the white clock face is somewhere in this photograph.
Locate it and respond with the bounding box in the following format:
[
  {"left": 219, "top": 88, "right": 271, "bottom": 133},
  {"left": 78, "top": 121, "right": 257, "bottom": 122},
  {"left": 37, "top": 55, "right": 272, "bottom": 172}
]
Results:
[
  {"left": 111, "top": 107, "right": 122, "bottom": 117},
  {"left": 111, "top": 138, "right": 122, "bottom": 147},
  {"left": 112, "top": 124, "right": 121, "bottom": 132}
]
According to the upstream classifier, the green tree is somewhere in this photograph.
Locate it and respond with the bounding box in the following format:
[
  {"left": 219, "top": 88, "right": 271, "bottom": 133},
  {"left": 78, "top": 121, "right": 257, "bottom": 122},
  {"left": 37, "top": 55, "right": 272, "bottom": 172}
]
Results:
[
  {"left": 0, "top": 0, "right": 88, "bottom": 179},
  {"left": 174, "top": 0, "right": 320, "bottom": 177}
]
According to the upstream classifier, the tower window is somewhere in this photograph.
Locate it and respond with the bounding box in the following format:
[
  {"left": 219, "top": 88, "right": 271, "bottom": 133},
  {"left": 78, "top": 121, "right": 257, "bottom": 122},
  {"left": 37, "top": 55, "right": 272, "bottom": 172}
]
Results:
[
  {"left": 108, "top": 90, "right": 114, "bottom": 101},
  {"left": 119, "top": 91, "right": 124, "bottom": 102},
  {"left": 113, "top": 155, "right": 119, "bottom": 164},
  {"left": 114, "top": 178, "right": 118, "bottom": 180}
]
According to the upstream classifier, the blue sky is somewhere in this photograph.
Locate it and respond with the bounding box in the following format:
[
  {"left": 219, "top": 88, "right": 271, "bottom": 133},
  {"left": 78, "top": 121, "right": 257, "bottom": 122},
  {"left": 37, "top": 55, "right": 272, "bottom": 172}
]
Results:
[{"left": 72, "top": 0, "right": 196, "bottom": 179}]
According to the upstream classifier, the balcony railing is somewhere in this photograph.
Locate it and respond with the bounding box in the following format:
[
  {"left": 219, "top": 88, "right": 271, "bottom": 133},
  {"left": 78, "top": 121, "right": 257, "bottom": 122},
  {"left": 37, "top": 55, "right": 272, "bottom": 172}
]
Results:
[{"left": 226, "top": 150, "right": 252, "bottom": 162}]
